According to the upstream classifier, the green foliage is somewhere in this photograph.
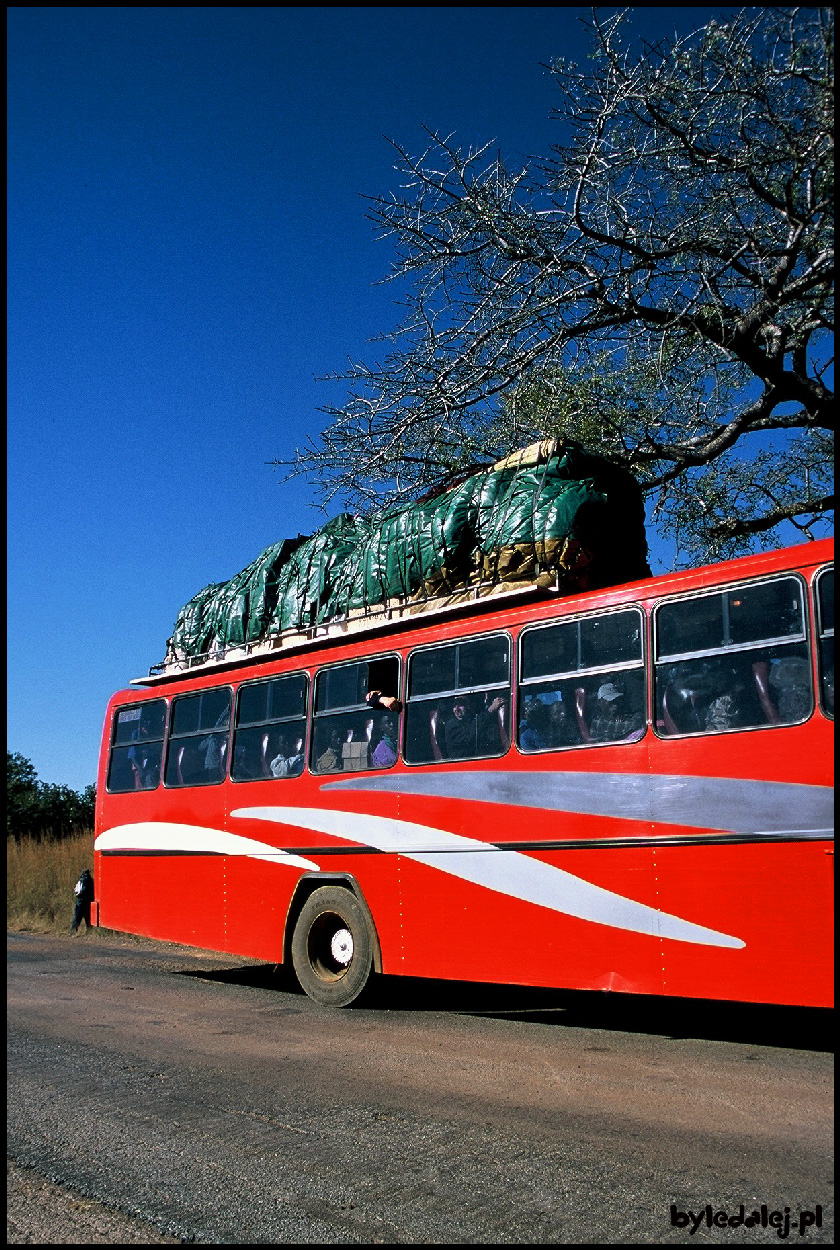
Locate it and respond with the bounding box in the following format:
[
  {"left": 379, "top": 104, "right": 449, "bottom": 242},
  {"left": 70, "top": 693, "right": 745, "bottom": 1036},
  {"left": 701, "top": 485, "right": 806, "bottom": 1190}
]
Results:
[{"left": 6, "top": 751, "right": 95, "bottom": 841}]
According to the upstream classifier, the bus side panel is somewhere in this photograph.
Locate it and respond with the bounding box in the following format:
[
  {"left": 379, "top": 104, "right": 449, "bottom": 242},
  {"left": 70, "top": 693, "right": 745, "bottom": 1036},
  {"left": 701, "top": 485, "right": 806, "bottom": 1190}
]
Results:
[
  {"left": 655, "top": 841, "right": 834, "bottom": 1008},
  {"left": 393, "top": 848, "right": 664, "bottom": 995},
  {"left": 96, "top": 783, "right": 232, "bottom": 952},
  {"left": 219, "top": 851, "right": 401, "bottom": 966},
  {"left": 96, "top": 851, "right": 228, "bottom": 953},
  {"left": 648, "top": 714, "right": 834, "bottom": 1007},
  {"left": 212, "top": 854, "right": 293, "bottom": 962}
]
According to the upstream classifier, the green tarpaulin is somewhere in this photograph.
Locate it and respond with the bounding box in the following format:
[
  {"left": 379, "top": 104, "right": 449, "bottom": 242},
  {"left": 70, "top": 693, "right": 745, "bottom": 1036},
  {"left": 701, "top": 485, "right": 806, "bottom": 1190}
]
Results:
[{"left": 168, "top": 441, "right": 650, "bottom": 661}]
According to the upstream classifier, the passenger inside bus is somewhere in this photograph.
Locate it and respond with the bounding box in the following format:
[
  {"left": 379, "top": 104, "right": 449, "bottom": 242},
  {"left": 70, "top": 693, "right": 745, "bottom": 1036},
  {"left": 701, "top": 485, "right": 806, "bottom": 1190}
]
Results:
[
  {"left": 232, "top": 735, "right": 261, "bottom": 780},
  {"left": 703, "top": 675, "right": 746, "bottom": 732},
  {"left": 365, "top": 689, "right": 403, "bottom": 713},
  {"left": 434, "top": 693, "right": 509, "bottom": 759},
  {"left": 126, "top": 721, "right": 161, "bottom": 789},
  {"left": 768, "top": 655, "right": 812, "bottom": 722},
  {"left": 269, "top": 732, "right": 305, "bottom": 778},
  {"left": 659, "top": 649, "right": 814, "bottom": 736},
  {"left": 708, "top": 654, "right": 814, "bottom": 730},
  {"left": 517, "top": 689, "right": 582, "bottom": 751},
  {"left": 370, "top": 714, "right": 399, "bottom": 768},
  {"left": 186, "top": 705, "right": 231, "bottom": 783},
  {"left": 586, "top": 680, "right": 645, "bottom": 743},
  {"left": 311, "top": 709, "right": 400, "bottom": 774},
  {"left": 519, "top": 698, "right": 551, "bottom": 750},
  {"left": 315, "top": 727, "right": 345, "bottom": 773},
  {"left": 546, "top": 697, "right": 577, "bottom": 747},
  {"left": 174, "top": 738, "right": 226, "bottom": 786}
]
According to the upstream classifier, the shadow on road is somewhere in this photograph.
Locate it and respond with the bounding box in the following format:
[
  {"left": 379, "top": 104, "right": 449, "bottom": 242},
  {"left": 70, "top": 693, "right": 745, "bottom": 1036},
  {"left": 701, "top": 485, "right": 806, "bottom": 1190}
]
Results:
[{"left": 174, "top": 963, "right": 833, "bottom": 1051}]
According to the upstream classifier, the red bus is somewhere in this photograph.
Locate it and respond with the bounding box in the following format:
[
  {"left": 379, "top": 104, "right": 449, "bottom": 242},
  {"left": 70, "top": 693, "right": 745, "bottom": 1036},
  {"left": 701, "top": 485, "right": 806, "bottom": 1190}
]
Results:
[{"left": 94, "top": 539, "right": 834, "bottom": 1008}]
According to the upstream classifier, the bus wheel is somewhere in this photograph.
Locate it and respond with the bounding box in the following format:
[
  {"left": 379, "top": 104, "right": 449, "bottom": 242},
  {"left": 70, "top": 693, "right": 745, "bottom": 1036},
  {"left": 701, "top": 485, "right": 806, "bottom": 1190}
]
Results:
[{"left": 291, "top": 886, "right": 374, "bottom": 1007}]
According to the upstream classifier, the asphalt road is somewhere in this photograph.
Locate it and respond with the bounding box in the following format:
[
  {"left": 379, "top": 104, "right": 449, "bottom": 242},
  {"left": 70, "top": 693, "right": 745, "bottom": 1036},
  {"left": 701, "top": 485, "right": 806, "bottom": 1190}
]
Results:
[{"left": 7, "top": 931, "right": 834, "bottom": 1244}]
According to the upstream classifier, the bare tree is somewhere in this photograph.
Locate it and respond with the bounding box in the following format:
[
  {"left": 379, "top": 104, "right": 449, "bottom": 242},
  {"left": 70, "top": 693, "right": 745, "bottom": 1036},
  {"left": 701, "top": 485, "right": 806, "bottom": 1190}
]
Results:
[{"left": 283, "top": 7, "right": 833, "bottom": 563}]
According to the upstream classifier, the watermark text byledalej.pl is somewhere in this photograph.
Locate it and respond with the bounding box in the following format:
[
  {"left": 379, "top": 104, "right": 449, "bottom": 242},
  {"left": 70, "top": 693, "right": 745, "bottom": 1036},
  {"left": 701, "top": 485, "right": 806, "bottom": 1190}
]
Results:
[{"left": 670, "top": 1204, "right": 824, "bottom": 1238}]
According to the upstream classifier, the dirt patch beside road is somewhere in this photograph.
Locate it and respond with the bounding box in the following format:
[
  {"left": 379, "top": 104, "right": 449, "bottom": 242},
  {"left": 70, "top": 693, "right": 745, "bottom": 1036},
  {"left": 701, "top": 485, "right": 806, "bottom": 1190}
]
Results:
[{"left": 7, "top": 1160, "right": 180, "bottom": 1244}]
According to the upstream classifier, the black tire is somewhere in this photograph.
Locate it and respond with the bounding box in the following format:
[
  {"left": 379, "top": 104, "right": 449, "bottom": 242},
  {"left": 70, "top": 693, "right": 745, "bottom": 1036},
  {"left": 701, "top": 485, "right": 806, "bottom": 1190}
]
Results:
[{"left": 291, "top": 886, "right": 374, "bottom": 1007}]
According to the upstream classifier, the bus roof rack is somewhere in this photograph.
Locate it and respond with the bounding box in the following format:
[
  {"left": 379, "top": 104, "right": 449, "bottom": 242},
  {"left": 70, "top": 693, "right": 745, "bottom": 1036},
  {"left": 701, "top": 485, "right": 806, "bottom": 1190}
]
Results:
[{"left": 131, "top": 575, "right": 563, "bottom": 686}]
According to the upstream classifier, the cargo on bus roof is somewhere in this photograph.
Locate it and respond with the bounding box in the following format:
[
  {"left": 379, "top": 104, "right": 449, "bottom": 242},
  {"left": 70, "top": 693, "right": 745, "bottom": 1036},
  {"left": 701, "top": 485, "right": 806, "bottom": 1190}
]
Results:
[{"left": 166, "top": 440, "right": 650, "bottom": 667}]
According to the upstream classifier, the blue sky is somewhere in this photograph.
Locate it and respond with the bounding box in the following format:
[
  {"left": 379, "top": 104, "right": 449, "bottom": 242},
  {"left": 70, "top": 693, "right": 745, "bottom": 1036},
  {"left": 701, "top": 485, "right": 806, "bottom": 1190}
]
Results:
[{"left": 9, "top": 6, "right": 747, "bottom": 791}]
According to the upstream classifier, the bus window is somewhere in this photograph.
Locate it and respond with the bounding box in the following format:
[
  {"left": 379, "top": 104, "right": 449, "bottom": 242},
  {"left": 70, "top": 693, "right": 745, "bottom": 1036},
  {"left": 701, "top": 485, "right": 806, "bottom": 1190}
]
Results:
[
  {"left": 232, "top": 673, "right": 308, "bottom": 781},
  {"left": 518, "top": 608, "right": 645, "bottom": 751},
  {"left": 311, "top": 656, "right": 400, "bottom": 775},
  {"left": 405, "top": 635, "right": 511, "bottom": 764},
  {"left": 107, "top": 699, "right": 166, "bottom": 792},
  {"left": 655, "top": 576, "right": 811, "bottom": 736},
  {"left": 164, "top": 687, "right": 231, "bottom": 786},
  {"left": 816, "top": 567, "right": 834, "bottom": 718}
]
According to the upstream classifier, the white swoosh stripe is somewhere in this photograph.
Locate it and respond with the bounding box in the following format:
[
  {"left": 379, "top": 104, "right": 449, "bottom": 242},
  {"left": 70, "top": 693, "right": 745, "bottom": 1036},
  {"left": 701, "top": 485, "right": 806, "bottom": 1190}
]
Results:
[
  {"left": 233, "top": 806, "right": 745, "bottom": 949},
  {"left": 95, "top": 822, "right": 320, "bottom": 871}
]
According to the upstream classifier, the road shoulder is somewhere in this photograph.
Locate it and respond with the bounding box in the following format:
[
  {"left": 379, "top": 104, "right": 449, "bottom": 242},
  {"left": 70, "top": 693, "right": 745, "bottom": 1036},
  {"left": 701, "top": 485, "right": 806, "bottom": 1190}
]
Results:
[{"left": 7, "top": 1160, "right": 181, "bottom": 1245}]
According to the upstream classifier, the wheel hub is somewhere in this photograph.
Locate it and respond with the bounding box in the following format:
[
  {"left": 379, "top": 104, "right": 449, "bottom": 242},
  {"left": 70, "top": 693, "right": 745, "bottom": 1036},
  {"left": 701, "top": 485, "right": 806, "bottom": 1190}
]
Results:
[{"left": 330, "top": 927, "right": 354, "bottom": 966}]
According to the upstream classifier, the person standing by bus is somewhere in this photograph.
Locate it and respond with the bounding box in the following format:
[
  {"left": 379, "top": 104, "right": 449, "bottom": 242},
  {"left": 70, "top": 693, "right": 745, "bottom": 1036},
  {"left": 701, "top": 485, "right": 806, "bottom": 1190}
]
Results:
[{"left": 71, "top": 868, "right": 94, "bottom": 935}]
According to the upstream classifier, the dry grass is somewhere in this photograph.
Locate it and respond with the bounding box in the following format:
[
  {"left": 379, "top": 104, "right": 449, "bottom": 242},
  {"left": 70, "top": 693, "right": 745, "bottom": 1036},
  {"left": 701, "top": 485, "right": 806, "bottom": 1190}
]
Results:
[{"left": 7, "top": 831, "right": 95, "bottom": 933}]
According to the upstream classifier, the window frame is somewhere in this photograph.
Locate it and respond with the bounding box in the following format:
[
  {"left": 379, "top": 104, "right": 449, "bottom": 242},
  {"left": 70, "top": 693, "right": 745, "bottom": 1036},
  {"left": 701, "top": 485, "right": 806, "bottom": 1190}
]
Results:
[
  {"left": 310, "top": 651, "right": 402, "bottom": 775},
  {"left": 516, "top": 605, "right": 646, "bottom": 756},
  {"left": 163, "top": 684, "right": 234, "bottom": 788},
  {"left": 652, "top": 572, "right": 812, "bottom": 741},
  {"left": 653, "top": 574, "right": 808, "bottom": 665},
  {"left": 106, "top": 697, "right": 169, "bottom": 794},
  {"left": 231, "top": 670, "right": 310, "bottom": 784},
  {"left": 404, "top": 630, "right": 513, "bottom": 766},
  {"left": 814, "top": 563, "right": 834, "bottom": 720}
]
